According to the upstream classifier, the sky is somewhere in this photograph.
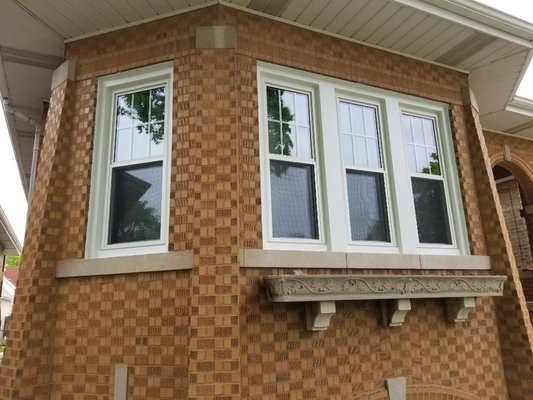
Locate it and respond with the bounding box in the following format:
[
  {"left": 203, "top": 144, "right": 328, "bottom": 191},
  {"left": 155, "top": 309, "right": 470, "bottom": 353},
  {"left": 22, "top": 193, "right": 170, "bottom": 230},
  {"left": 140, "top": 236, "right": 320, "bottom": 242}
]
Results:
[{"left": 0, "top": 0, "right": 533, "bottom": 247}]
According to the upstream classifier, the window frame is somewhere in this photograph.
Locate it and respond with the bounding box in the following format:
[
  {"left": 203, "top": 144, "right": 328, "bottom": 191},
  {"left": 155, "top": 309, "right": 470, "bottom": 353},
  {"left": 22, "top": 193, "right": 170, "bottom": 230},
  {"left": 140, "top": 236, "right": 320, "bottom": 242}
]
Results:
[
  {"left": 258, "top": 76, "right": 327, "bottom": 251},
  {"left": 257, "top": 62, "right": 469, "bottom": 256},
  {"left": 86, "top": 62, "right": 173, "bottom": 259}
]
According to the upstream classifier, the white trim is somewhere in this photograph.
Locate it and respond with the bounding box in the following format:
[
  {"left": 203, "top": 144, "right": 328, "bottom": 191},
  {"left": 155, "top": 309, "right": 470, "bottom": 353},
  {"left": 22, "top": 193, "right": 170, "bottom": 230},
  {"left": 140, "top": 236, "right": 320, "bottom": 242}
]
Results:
[
  {"left": 391, "top": 0, "right": 533, "bottom": 47},
  {"left": 506, "top": 95, "right": 533, "bottom": 118},
  {"left": 257, "top": 62, "right": 469, "bottom": 257},
  {"left": 85, "top": 62, "right": 173, "bottom": 259}
]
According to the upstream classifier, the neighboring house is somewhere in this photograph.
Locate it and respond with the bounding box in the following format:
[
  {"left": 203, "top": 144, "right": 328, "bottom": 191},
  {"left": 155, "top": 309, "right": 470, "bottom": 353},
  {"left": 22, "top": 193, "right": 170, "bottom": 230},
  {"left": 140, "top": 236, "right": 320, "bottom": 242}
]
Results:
[
  {"left": 0, "top": 205, "right": 21, "bottom": 340},
  {"left": 1, "top": 269, "right": 18, "bottom": 338},
  {"left": 2, "top": 1, "right": 533, "bottom": 400}
]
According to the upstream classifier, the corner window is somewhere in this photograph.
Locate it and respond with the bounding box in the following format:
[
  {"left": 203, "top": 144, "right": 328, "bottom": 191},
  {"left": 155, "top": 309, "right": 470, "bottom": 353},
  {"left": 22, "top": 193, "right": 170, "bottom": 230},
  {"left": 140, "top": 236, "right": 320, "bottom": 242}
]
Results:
[
  {"left": 86, "top": 63, "right": 173, "bottom": 258},
  {"left": 258, "top": 63, "right": 468, "bottom": 256}
]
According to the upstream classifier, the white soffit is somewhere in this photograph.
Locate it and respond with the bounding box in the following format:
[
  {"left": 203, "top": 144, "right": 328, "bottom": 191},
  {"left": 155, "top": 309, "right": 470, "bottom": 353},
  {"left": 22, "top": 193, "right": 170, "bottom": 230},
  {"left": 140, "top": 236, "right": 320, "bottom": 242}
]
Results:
[{"left": 0, "top": 205, "right": 21, "bottom": 255}]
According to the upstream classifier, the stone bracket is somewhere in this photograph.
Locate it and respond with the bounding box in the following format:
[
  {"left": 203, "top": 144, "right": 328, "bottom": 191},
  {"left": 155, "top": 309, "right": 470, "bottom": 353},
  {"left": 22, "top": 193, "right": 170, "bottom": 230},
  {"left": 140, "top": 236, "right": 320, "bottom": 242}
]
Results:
[
  {"left": 446, "top": 297, "right": 476, "bottom": 322},
  {"left": 305, "top": 301, "right": 336, "bottom": 331},
  {"left": 381, "top": 299, "right": 412, "bottom": 327},
  {"left": 264, "top": 274, "right": 506, "bottom": 331}
]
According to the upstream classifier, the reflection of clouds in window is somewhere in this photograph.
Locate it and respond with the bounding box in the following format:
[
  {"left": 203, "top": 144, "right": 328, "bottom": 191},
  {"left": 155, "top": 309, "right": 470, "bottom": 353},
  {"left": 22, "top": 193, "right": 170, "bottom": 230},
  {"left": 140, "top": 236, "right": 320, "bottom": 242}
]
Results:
[
  {"left": 267, "top": 86, "right": 312, "bottom": 160},
  {"left": 114, "top": 87, "right": 166, "bottom": 162},
  {"left": 340, "top": 102, "right": 381, "bottom": 169},
  {"left": 403, "top": 114, "right": 440, "bottom": 175}
]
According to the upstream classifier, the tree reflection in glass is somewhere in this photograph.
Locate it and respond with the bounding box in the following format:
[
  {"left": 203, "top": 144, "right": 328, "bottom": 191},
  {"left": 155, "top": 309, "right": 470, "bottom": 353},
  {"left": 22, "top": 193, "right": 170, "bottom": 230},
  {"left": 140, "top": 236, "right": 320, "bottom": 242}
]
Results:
[
  {"left": 109, "top": 86, "right": 166, "bottom": 245},
  {"left": 266, "top": 86, "right": 318, "bottom": 239},
  {"left": 115, "top": 87, "right": 165, "bottom": 161}
]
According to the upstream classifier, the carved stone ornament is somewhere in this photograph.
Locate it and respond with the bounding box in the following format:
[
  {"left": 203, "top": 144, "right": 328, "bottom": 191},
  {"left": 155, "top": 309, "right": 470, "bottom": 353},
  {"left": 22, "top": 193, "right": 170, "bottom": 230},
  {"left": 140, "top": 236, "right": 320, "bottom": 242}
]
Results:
[
  {"left": 264, "top": 274, "right": 506, "bottom": 303},
  {"left": 264, "top": 274, "right": 506, "bottom": 330}
]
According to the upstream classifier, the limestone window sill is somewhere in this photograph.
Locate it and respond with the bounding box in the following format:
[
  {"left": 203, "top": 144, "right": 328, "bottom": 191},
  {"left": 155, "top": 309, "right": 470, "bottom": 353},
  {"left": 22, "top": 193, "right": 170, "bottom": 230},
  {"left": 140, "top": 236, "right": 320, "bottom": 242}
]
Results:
[
  {"left": 56, "top": 251, "right": 193, "bottom": 278},
  {"left": 240, "top": 249, "right": 490, "bottom": 270}
]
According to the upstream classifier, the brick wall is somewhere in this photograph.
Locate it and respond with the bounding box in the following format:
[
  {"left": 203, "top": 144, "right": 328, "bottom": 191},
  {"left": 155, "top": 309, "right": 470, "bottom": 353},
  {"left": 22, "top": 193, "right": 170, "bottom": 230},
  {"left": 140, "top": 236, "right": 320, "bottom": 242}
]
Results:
[
  {"left": 496, "top": 179, "right": 533, "bottom": 270},
  {"left": 2, "top": 5, "right": 533, "bottom": 399}
]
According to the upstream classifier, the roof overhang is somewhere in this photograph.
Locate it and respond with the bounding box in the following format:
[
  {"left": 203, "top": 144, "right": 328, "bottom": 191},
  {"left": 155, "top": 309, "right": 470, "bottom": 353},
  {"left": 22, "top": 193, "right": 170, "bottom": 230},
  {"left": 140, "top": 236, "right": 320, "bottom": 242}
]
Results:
[
  {"left": 0, "top": 205, "right": 21, "bottom": 256},
  {"left": 1, "top": 0, "right": 533, "bottom": 195}
]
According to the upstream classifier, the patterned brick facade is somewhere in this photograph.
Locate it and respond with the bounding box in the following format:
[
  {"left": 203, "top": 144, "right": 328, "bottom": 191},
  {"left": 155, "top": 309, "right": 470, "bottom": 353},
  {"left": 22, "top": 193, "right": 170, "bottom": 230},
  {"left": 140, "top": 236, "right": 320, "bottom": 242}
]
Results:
[{"left": 1, "top": 5, "right": 532, "bottom": 400}]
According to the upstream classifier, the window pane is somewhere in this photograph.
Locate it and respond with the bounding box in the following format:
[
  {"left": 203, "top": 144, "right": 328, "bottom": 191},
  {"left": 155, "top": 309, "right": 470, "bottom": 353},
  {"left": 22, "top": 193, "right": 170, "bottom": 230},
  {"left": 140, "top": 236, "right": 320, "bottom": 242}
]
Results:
[
  {"left": 346, "top": 170, "right": 390, "bottom": 242},
  {"left": 297, "top": 126, "right": 311, "bottom": 159},
  {"left": 109, "top": 162, "right": 162, "bottom": 244},
  {"left": 411, "top": 177, "right": 451, "bottom": 244},
  {"left": 133, "top": 90, "right": 150, "bottom": 123},
  {"left": 295, "top": 93, "right": 309, "bottom": 125},
  {"left": 282, "top": 123, "right": 296, "bottom": 156},
  {"left": 150, "top": 123, "right": 164, "bottom": 157},
  {"left": 115, "top": 128, "right": 132, "bottom": 162},
  {"left": 270, "top": 160, "right": 318, "bottom": 239},
  {"left": 268, "top": 121, "right": 282, "bottom": 154},
  {"left": 354, "top": 136, "right": 368, "bottom": 166},
  {"left": 132, "top": 124, "right": 150, "bottom": 159},
  {"left": 267, "top": 87, "right": 280, "bottom": 120},
  {"left": 150, "top": 87, "right": 165, "bottom": 123},
  {"left": 116, "top": 94, "right": 134, "bottom": 128},
  {"left": 339, "top": 102, "right": 351, "bottom": 132},
  {"left": 342, "top": 134, "right": 354, "bottom": 165}
]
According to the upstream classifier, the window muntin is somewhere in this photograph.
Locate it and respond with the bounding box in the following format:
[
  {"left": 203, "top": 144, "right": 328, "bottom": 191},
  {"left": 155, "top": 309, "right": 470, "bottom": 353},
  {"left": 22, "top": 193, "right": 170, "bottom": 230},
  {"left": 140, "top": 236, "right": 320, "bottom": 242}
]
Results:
[
  {"left": 258, "top": 62, "right": 468, "bottom": 257},
  {"left": 266, "top": 86, "right": 319, "bottom": 240},
  {"left": 86, "top": 63, "right": 172, "bottom": 259}
]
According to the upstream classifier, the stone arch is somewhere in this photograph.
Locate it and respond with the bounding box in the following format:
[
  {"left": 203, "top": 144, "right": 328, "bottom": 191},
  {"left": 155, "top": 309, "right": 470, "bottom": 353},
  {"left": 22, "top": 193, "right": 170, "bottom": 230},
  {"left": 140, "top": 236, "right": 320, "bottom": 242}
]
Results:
[
  {"left": 353, "top": 384, "right": 483, "bottom": 400},
  {"left": 490, "top": 153, "right": 533, "bottom": 204}
]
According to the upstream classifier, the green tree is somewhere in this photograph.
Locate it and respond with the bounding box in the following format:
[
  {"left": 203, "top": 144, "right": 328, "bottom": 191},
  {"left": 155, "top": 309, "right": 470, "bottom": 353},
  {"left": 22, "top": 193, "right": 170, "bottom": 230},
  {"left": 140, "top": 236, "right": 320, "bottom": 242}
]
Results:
[
  {"left": 117, "top": 87, "right": 165, "bottom": 144},
  {"left": 4, "top": 255, "right": 20, "bottom": 268}
]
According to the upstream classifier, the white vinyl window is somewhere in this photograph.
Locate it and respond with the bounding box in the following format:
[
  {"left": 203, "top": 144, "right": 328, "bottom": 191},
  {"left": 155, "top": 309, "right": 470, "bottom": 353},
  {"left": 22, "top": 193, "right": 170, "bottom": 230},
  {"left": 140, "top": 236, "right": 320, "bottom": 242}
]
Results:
[
  {"left": 258, "top": 62, "right": 468, "bottom": 256},
  {"left": 86, "top": 63, "right": 173, "bottom": 258}
]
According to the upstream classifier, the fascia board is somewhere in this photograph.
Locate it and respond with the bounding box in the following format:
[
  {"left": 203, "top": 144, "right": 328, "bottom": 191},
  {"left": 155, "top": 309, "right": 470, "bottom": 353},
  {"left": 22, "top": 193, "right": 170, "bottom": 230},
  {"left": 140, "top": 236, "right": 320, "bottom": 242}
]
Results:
[{"left": 392, "top": 0, "right": 533, "bottom": 48}]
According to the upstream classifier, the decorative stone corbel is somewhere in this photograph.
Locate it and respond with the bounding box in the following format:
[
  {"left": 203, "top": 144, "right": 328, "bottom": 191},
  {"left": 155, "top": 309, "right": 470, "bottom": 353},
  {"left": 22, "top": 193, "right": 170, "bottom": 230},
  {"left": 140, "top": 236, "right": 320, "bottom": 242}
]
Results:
[
  {"left": 305, "top": 301, "right": 336, "bottom": 331},
  {"left": 446, "top": 297, "right": 476, "bottom": 323},
  {"left": 381, "top": 299, "right": 412, "bottom": 327},
  {"left": 385, "top": 377, "right": 407, "bottom": 400},
  {"left": 263, "top": 274, "right": 506, "bottom": 331}
]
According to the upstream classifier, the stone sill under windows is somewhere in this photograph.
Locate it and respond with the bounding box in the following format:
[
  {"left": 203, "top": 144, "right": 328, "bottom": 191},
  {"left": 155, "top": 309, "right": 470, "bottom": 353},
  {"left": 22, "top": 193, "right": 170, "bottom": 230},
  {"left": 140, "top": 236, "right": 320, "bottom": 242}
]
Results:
[
  {"left": 56, "top": 251, "right": 193, "bottom": 278},
  {"left": 264, "top": 273, "right": 506, "bottom": 330},
  {"left": 239, "top": 249, "right": 491, "bottom": 270}
]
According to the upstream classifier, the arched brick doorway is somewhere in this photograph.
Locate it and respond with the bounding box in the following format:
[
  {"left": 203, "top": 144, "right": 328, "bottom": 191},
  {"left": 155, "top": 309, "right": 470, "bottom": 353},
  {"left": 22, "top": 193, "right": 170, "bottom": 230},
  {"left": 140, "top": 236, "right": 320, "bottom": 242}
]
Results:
[{"left": 493, "top": 161, "right": 533, "bottom": 304}]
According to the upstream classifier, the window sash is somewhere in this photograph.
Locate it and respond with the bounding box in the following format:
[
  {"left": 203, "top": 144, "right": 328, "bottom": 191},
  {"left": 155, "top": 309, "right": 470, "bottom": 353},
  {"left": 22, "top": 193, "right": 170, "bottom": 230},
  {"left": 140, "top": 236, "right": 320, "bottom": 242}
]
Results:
[{"left": 86, "top": 62, "right": 173, "bottom": 259}]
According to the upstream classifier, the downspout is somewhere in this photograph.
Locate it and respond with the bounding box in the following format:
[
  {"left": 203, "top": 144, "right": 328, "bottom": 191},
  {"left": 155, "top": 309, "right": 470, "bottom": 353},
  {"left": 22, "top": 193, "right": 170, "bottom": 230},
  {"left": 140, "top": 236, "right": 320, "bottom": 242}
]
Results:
[{"left": 4, "top": 102, "right": 42, "bottom": 209}]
